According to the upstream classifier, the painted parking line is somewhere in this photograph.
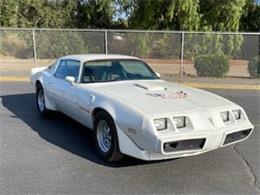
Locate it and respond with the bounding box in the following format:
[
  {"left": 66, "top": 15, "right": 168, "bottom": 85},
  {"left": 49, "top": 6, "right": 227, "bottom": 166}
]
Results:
[
  {"left": 0, "top": 76, "right": 30, "bottom": 82},
  {"left": 0, "top": 76, "right": 259, "bottom": 90},
  {"left": 182, "top": 82, "right": 260, "bottom": 90}
]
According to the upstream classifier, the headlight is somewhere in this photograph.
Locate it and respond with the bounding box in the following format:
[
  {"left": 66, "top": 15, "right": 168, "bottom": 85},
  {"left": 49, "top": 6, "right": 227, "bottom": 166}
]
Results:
[
  {"left": 173, "top": 116, "right": 186, "bottom": 128},
  {"left": 154, "top": 118, "right": 167, "bottom": 131},
  {"left": 221, "top": 111, "right": 230, "bottom": 122},
  {"left": 232, "top": 109, "right": 241, "bottom": 120}
]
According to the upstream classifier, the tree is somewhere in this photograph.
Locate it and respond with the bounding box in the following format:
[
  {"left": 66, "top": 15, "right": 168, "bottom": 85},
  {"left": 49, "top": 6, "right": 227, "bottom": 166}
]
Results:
[
  {"left": 0, "top": 0, "right": 18, "bottom": 27},
  {"left": 77, "top": 0, "right": 115, "bottom": 28},
  {"left": 125, "top": 0, "right": 200, "bottom": 58},
  {"left": 128, "top": 0, "right": 200, "bottom": 30},
  {"left": 240, "top": 0, "right": 260, "bottom": 32},
  {"left": 17, "top": 0, "right": 77, "bottom": 28},
  {"left": 0, "top": 0, "right": 255, "bottom": 31},
  {"left": 199, "top": 0, "right": 246, "bottom": 31}
]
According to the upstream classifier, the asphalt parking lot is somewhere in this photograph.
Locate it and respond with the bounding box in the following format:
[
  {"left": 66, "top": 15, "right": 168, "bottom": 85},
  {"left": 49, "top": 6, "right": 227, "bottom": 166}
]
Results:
[{"left": 0, "top": 81, "right": 259, "bottom": 194}]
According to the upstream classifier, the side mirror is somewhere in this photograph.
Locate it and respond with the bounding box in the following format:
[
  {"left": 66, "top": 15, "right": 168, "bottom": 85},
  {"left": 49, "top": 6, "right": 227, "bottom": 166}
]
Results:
[
  {"left": 156, "top": 72, "right": 161, "bottom": 78},
  {"left": 65, "top": 76, "right": 76, "bottom": 84}
]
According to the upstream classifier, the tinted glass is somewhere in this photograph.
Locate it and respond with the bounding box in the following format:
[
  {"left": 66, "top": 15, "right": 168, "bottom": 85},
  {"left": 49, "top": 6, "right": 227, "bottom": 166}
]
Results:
[
  {"left": 55, "top": 60, "right": 80, "bottom": 79},
  {"left": 81, "top": 59, "right": 158, "bottom": 83},
  {"left": 48, "top": 60, "right": 58, "bottom": 71}
]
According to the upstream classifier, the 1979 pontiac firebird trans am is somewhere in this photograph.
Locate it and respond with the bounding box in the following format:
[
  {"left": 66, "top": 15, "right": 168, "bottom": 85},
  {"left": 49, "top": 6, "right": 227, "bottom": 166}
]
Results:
[{"left": 31, "top": 54, "right": 254, "bottom": 162}]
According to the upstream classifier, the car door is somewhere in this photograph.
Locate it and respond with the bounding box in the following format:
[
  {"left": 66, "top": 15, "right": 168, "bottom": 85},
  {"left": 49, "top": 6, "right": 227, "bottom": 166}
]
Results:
[
  {"left": 67, "top": 86, "right": 94, "bottom": 129},
  {"left": 43, "top": 60, "right": 59, "bottom": 102},
  {"left": 49, "top": 59, "right": 81, "bottom": 117}
]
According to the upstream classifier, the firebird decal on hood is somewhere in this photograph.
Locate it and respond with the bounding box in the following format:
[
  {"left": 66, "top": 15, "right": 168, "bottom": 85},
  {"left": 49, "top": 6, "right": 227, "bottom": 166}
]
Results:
[{"left": 146, "top": 91, "right": 187, "bottom": 100}]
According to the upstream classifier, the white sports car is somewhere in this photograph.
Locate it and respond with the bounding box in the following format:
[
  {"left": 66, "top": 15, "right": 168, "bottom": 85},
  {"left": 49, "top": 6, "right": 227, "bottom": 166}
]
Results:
[{"left": 31, "top": 54, "right": 254, "bottom": 162}]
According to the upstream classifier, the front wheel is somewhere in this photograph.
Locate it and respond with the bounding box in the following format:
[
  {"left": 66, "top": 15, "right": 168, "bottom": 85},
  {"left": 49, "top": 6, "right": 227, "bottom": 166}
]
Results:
[
  {"left": 94, "top": 111, "right": 123, "bottom": 162},
  {"left": 36, "top": 85, "right": 51, "bottom": 117}
]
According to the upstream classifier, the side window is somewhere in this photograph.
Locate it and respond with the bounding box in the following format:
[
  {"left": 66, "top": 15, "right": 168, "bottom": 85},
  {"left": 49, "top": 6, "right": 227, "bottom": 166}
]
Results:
[
  {"left": 48, "top": 60, "right": 58, "bottom": 72},
  {"left": 54, "top": 60, "right": 80, "bottom": 80}
]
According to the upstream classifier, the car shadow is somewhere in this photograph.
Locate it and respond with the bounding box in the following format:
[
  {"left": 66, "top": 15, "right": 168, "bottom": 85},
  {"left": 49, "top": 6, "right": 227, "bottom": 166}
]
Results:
[{"left": 1, "top": 93, "right": 174, "bottom": 167}]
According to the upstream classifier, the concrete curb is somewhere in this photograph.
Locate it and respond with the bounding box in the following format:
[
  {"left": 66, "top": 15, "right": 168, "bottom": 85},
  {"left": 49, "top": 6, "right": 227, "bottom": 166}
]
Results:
[{"left": 0, "top": 76, "right": 259, "bottom": 90}]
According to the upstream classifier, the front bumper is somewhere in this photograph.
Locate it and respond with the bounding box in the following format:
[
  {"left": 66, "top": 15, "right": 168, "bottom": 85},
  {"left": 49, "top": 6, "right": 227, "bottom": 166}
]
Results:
[
  {"left": 118, "top": 123, "right": 254, "bottom": 161},
  {"left": 151, "top": 124, "right": 253, "bottom": 160}
]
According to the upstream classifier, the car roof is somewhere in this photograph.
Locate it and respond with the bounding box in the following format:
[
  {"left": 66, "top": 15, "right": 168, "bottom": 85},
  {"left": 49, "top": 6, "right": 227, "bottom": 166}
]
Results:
[{"left": 59, "top": 54, "right": 140, "bottom": 62}]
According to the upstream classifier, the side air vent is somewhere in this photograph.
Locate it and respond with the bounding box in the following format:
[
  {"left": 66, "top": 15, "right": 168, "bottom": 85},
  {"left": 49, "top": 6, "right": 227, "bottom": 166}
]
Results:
[{"left": 134, "top": 83, "right": 166, "bottom": 91}]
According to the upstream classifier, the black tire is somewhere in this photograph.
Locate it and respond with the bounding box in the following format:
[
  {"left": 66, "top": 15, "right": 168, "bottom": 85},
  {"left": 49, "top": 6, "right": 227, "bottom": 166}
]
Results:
[
  {"left": 94, "top": 111, "right": 124, "bottom": 162},
  {"left": 36, "top": 84, "right": 51, "bottom": 117}
]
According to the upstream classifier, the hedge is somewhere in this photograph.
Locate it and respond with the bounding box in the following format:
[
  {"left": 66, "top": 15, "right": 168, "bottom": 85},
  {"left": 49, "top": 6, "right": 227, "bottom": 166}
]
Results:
[
  {"left": 248, "top": 55, "right": 260, "bottom": 78},
  {"left": 194, "top": 54, "right": 229, "bottom": 77}
]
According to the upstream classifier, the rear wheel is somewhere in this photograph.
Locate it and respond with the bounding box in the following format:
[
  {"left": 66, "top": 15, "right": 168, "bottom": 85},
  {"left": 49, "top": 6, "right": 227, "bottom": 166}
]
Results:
[
  {"left": 94, "top": 111, "right": 123, "bottom": 162},
  {"left": 36, "top": 84, "right": 51, "bottom": 117}
]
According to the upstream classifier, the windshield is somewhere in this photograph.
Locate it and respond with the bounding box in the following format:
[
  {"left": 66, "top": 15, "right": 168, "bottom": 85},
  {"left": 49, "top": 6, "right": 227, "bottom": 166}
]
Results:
[{"left": 80, "top": 59, "right": 159, "bottom": 83}]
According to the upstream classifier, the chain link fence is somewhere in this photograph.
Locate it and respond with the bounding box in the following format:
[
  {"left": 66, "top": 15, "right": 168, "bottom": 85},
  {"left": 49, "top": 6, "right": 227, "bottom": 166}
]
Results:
[{"left": 0, "top": 28, "right": 259, "bottom": 78}]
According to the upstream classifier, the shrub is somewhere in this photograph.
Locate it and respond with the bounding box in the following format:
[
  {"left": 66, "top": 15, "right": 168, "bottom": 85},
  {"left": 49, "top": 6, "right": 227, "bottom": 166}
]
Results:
[
  {"left": 1, "top": 33, "right": 33, "bottom": 58},
  {"left": 194, "top": 54, "right": 229, "bottom": 77},
  {"left": 36, "top": 31, "right": 87, "bottom": 59},
  {"left": 0, "top": 30, "right": 33, "bottom": 59},
  {"left": 248, "top": 56, "right": 260, "bottom": 78},
  {"left": 184, "top": 34, "right": 243, "bottom": 61}
]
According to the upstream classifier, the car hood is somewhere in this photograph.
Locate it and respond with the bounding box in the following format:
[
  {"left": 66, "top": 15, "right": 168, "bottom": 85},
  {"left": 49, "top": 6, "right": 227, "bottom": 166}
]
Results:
[{"left": 86, "top": 80, "right": 235, "bottom": 115}]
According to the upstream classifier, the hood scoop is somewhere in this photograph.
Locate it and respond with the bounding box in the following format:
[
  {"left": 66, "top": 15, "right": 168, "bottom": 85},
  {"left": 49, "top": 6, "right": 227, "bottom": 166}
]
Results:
[{"left": 134, "top": 83, "right": 167, "bottom": 92}]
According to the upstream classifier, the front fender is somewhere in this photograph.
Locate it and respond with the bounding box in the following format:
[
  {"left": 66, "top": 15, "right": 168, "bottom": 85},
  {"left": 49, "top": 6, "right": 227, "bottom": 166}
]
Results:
[
  {"left": 91, "top": 96, "right": 146, "bottom": 153},
  {"left": 30, "top": 66, "right": 47, "bottom": 85}
]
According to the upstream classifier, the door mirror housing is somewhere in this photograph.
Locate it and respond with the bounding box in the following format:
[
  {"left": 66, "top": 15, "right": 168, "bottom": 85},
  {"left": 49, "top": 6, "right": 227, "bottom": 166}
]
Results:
[{"left": 65, "top": 76, "right": 76, "bottom": 84}]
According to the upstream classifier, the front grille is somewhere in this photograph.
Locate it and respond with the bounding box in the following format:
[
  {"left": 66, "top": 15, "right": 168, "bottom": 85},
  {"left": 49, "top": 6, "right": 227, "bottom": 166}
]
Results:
[
  {"left": 163, "top": 138, "right": 206, "bottom": 153},
  {"left": 224, "top": 129, "right": 252, "bottom": 145}
]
